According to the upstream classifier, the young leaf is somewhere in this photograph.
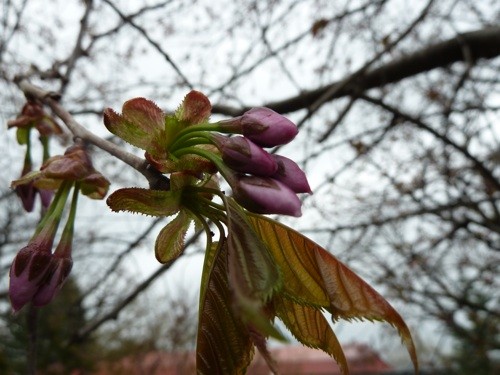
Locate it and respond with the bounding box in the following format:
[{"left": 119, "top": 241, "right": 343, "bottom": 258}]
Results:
[
  {"left": 226, "top": 198, "right": 282, "bottom": 301},
  {"left": 274, "top": 295, "right": 348, "bottom": 375},
  {"left": 248, "top": 214, "right": 418, "bottom": 373},
  {"left": 197, "top": 242, "right": 254, "bottom": 374},
  {"left": 155, "top": 210, "right": 192, "bottom": 263},
  {"left": 106, "top": 188, "right": 182, "bottom": 217},
  {"left": 225, "top": 197, "right": 285, "bottom": 341}
]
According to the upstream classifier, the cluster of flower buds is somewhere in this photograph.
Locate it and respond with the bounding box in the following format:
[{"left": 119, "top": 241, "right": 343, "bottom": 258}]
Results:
[
  {"left": 9, "top": 143, "right": 110, "bottom": 311},
  {"left": 212, "top": 108, "right": 311, "bottom": 216},
  {"left": 104, "top": 93, "right": 310, "bottom": 217},
  {"left": 8, "top": 100, "right": 63, "bottom": 211}
]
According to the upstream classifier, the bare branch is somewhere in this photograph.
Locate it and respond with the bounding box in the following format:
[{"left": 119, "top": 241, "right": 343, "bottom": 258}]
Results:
[
  {"left": 212, "top": 26, "right": 500, "bottom": 116},
  {"left": 15, "top": 79, "right": 168, "bottom": 189}
]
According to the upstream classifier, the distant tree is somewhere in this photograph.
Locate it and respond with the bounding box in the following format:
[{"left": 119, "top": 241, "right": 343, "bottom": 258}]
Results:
[{"left": 0, "top": 278, "right": 99, "bottom": 374}]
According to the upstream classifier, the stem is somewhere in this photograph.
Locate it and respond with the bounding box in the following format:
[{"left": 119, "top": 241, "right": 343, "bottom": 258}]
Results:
[
  {"left": 40, "top": 135, "right": 50, "bottom": 162},
  {"left": 55, "top": 183, "right": 79, "bottom": 256},
  {"left": 169, "top": 130, "right": 213, "bottom": 152},
  {"left": 16, "top": 79, "right": 164, "bottom": 188},
  {"left": 33, "top": 181, "right": 72, "bottom": 239},
  {"left": 174, "top": 147, "right": 237, "bottom": 186}
]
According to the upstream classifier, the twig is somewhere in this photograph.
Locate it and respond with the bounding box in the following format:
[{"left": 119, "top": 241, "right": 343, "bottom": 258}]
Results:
[{"left": 15, "top": 78, "right": 168, "bottom": 189}]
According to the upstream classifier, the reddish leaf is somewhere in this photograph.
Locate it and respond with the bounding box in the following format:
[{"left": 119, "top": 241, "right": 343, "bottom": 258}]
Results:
[
  {"left": 249, "top": 326, "right": 279, "bottom": 374},
  {"left": 226, "top": 198, "right": 285, "bottom": 340},
  {"left": 274, "top": 295, "right": 348, "bottom": 375},
  {"left": 176, "top": 90, "right": 212, "bottom": 124},
  {"left": 226, "top": 198, "right": 282, "bottom": 301},
  {"left": 197, "top": 242, "right": 254, "bottom": 374},
  {"left": 248, "top": 214, "right": 418, "bottom": 373}
]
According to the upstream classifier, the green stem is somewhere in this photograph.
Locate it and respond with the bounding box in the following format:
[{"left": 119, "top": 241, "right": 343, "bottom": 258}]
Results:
[
  {"left": 33, "top": 181, "right": 72, "bottom": 239},
  {"left": 169, "top": 130, "right": 213, "bottom": 152},
  {"left": 172, "top": 123, "right": 221, "bottom": 142},
  {"left": 40, "top": 135, "right": 50, "bottom": 162},
  {"left": 59, "top": 183, "right": 80, "bottom": 246},
  {"left": 24, "top": 129, "right": 32, "bottom": 167},
  {"left": 174, "top": 146, "right": 237, "bottom": 186}
]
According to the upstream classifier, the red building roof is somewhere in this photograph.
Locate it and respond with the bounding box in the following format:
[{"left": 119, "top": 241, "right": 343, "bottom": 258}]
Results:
[{"left": 95, "top": 342, "right": 392, "bottom": 374}]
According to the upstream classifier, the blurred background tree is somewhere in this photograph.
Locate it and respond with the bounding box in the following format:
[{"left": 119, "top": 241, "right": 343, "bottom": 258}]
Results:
[{"left": 0, "top": 0, "right": 498, "bottom": 373}]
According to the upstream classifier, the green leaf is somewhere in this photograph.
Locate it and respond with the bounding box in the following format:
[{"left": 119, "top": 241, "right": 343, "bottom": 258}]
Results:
[
  {"left": 197, "top": 242, "right": 254, "bottom": 374},
  {"left": 226, "top": 198, "right": 281, "bottom": 301},
  {"left": 274, "top": 295, "right": 348, "bottom": 375},
  {"left": 155, "top": 210, "right": 192, "bottom": 263},
  {"left": 106, "top": 188, "right": 182, "bottom": 217},
  {"left": 248, "top": 214, "right": 418, "bottom": 373}
]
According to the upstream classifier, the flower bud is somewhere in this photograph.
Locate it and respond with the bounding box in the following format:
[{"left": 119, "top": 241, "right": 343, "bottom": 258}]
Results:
[
  {"left": 215, "top": 135, "right": 278, "bottom": 176},
  {"left": 32, "top": 255, "right": 72, "bottom": 307},
  {"left": 272, "top": 155, "right": 312, "bottom": 194},
  {"left": 9, "top": 242, "right": 53, "bottom": 312},
  {"left": 232, "top": 175, "right": 302, "bottom": 217},
  {"left": 222, "top": 107, "right": 298, "bottom": 147}
]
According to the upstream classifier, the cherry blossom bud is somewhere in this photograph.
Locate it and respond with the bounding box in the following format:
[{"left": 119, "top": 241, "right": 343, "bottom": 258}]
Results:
[
  {"left": 272, "top": 155, "right": 312, "bottom": 194},
  {"left": 214, "top": 135, "right": 278, "bottom": 176},
  {"left": 32, "top": 254, "right": 72, "bottom": 308},
  {"left": 232, "top": 175, "right": 302, "bottom": 217},
  {"left": 220, "top": 107, "right": 298, "bottom": 147},
  {"left": 9, "top": 241, "right": 54, "bottom": 312}
]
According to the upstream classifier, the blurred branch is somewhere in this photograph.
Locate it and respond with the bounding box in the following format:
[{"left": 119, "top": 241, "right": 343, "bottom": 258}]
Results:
[
  {"left": 212, "top": 26, "right": 500, "bottom": 116},
  {"left": 358, "top": 92, "right": 500, "bottom": 191},
  {"left": 71, "top": 230, "right": 203, "bottom": 343},
  {"left": 58, "top": 0, "right": 94, "bottom": 95},
  {"left": 78, "top": 217, "right": 163, "bottom": 304},
  {"left": 101, "top": 0, "right": 193, "bottom": 89}
]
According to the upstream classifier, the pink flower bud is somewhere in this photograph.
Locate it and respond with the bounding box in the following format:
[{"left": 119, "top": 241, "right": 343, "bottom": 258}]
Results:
[
  {"left": 272, "top": 155, "right": 312, "bottom": 194},
  {"left": 215, "top": 135, "right": 278, "bottom": 176},
  {"left": 232, "top": 175, "right": 302, "bottom": 217},
  {"left": 9, "top": 242, "right": 53, "bottom": 312},
  {"left": 239, "top": 107, "right": 298, "bottom": 147},
  {"left": 32, "top": 255, "right": 72, "bottom": 307}
]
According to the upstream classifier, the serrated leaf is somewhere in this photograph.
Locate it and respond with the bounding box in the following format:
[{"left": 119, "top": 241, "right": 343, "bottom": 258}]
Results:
[
  {"left": 175, "top": 90, "right": 211, "bottom": 124},
  {"left": 106, "top": 188, "right": 181, "bottom": 216},
  {"left": 155, "top": 210, "right": 192, "bottom": 263},
  {"left": 226, "top": 198, "right": 282, "bottom": 301},
  {"left": 197, "top": 242, "right": 254, "bottom": 374},
  {"left": 249, "top": 327, "right": 279, "bottom": 374},
  {"left": 103, "top": 108, "right": 153, "bottom": 150},
  {"left": 274, "top": 295, "right": 348, "bottom": 375},
  {"left": 104, "top": 98, "right": 169, "bottom": 158},
  {"left": 248, "top": 214, "right": 418, "bottom": 373}
]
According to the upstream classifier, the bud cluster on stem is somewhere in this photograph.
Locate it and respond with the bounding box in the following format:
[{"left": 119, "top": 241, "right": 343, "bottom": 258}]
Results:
[
  {"left": 8, "top": 142, "right": 109, "bottom": 312},
  {"left": 163, "top": 105, "right": 311, "bottom": 217},
  {"left": 9, "top": 182, "right": 76, "bottom": 311}
]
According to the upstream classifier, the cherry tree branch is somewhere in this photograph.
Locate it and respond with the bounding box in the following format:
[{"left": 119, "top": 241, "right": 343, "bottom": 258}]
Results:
[{"left": 15, "top": 78, "right": 168, "bottom": 189}]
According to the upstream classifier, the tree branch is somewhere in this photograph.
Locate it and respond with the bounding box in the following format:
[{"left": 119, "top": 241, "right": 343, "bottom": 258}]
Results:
[
  {"left": 212, "top": 27, "right": 500, "bottom": 116},
  {"left": 15, "top": 78, "right": 168, "bottom": 189}
]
